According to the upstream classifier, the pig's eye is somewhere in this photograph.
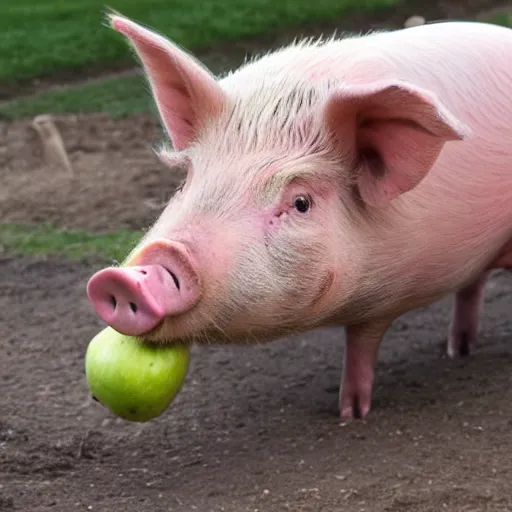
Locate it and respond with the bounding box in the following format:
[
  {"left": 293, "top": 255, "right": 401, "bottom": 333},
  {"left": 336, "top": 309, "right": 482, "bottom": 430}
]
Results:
[{"left": 293, "top": 195, "right": 312, "bottom": 213}]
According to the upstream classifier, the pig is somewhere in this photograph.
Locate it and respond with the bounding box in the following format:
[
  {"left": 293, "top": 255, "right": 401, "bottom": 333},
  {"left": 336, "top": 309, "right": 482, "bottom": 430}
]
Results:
[{"left": 87, "top": 13, "right": 512, "bottom": 419}]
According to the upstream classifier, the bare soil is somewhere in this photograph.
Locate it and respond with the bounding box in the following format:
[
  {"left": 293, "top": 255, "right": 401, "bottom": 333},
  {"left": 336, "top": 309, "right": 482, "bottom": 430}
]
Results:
[
  {"left": 0, "top": 113, "right": 179, "bottom": 232},
  {"left": 1, "top": 2, "right": 512, "bottom": 511}
]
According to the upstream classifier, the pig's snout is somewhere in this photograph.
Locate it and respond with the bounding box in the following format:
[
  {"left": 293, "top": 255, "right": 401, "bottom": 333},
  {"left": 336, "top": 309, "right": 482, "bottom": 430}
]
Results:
[{"left": 87, "top": 260, "right": 200, "bottom": 336}]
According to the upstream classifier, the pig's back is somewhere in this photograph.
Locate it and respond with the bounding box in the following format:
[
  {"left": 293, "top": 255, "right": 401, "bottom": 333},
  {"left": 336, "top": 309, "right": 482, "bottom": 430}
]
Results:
[
  {"left": 363, "top": 23, "right": 512, "bottom": 199},
  {"left": 227, "top": 22, "right": 512, "bottom": 283},
  {"left": 224, "top": 21, "right": 512, "bottom": 196},
  {"left": 227, "top": 21, "right": 512, "bottom": 146},
  {"left": 352, "top": 22, "right": 512, "bottom": 175},
  {"left": 354, "top": 22, "right": 512, "bottom": 123},
  {"left": 237, "top": 21, "right": 512, "bottom": 191}
]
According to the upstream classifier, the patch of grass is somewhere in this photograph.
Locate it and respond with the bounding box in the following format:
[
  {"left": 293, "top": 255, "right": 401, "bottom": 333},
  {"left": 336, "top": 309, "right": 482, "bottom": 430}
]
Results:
[
  {"left": 0, "top": 0, "right": 403, "bottom": 120},
  {"left": 0, "top": 74, "right": 154, "bottom": 119},
  {"left": 1, "top": 0, "right": 401, "bottom": 85},
  {"left": 487, "top": 12, "right": 512, "bottom": 27},
  {"left": 3, "top": 4, "right": 512, "bottom": 120},
  {"left": 0, "top": 223, "right": 143, "bottom": 263}
]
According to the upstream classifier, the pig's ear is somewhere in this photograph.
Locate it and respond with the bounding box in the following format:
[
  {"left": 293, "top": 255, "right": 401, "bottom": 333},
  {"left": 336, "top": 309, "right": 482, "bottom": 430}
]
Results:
[
  {"left": 109, "top": 14, "right": 227, "bottom": 151},
  {"left": 324, "top": 80, "right": 468, "bottom": 207}
]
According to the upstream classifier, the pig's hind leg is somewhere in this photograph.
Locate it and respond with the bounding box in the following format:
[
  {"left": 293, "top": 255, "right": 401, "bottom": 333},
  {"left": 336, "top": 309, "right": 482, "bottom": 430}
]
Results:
[
  {"left": 447, "top": 274, "right": 487, "bottom": 358},
  {"left": 447, "top": 237, "right": 512, "bottom": 359}
]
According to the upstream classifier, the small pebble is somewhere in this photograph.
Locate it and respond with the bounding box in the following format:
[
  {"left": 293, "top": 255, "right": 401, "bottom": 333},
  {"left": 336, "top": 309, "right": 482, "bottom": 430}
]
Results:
[{"left": 404, "top": 15, "right": 426, "bottom": 28}]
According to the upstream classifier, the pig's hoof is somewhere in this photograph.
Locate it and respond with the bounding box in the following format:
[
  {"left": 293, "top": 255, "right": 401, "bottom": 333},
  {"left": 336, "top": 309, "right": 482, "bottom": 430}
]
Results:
[
  {"left": 352, "top": 397, "right": 362, "bottom": 419},
  {"left": 447, "top": 330, "right": 474, "bottom": 359},
  {"left": 459, "top": 332, "right": 470, "bottom": 357},
  {"left": 339, "top": 394, "right": 371, "bottom": 420}
]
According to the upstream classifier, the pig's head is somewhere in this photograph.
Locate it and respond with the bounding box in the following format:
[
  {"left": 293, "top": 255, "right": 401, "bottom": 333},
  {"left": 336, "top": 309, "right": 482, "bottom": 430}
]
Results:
[{"left": 87, "top": 15, "right": 467, "bottom": 345}]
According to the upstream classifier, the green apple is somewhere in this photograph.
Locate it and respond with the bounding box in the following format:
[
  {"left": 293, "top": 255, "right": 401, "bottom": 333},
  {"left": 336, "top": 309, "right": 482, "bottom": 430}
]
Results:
[{"left": 85, "top": 327, "right": 190, "bottom": 422}]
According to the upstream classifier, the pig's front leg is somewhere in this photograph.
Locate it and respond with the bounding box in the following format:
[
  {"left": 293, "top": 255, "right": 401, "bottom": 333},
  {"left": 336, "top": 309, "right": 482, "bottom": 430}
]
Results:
[
  {"left": 339, "top": 320, "right": 392, "bottom": 419},
  {"left": 447, "top": 274, "right": 487, "bottom": 358}
]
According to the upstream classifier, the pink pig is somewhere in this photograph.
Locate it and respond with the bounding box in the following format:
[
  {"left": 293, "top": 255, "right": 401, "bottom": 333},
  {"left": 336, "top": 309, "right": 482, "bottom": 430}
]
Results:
[{"left": 87, "top": 14, "right": 512, "bottom": 419}]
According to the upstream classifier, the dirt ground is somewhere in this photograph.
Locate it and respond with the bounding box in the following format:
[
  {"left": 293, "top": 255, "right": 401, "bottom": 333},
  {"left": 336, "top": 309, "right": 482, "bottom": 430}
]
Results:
[{"left": 2, "top": 1, "right": 512, "bottom": 511}]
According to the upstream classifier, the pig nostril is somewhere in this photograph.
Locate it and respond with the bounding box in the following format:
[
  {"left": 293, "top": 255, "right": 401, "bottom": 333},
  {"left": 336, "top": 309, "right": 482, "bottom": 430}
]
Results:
[
  {"left": 165, "top": 267, "right": 180, "bottom": 290},
  {"left": 139, "top": 269, "right": 147, "bottom": 275},
  {"left": 110, "top": 295, "right": 117, "bottom": 309},
  {"left": 129, "top": 302, "right": 138, "bottom": 313}
]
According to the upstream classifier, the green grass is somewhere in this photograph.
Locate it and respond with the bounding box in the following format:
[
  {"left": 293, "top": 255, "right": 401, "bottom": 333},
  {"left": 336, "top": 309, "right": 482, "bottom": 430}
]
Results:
[
  {"left": 488, "top": 12, "right": 512, "bottom": 27},
  {"left": 0, "top": 223, "right": 143, "bottom": 263},
  {"left": 2, "top": 4, "right": 512, "bottom": 120},
  {"left": 1, "top": 0, "right": 401, "bottom": 85},
  {"left": 0, "top": 74, "right": 154, "bottom": 119},
  {"left": 0, "top": 0, "right": 403, "bottom": 119}
]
